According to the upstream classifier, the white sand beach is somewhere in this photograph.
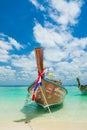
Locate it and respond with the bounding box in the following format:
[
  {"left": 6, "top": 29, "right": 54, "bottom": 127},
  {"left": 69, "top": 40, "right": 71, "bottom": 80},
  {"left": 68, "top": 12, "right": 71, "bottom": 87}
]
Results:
[{"left": 0, "top": 119, "right": 87, "bottom": 130}]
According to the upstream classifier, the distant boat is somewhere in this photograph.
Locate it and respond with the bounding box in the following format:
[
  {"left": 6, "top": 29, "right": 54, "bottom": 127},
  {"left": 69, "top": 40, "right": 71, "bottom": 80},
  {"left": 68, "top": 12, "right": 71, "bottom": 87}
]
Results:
[
  {"left": 76, "top": 77, "right": 87, "bottom": 94},
  {"left": 28, "top": 48, "right": 67, "bottom": 108}
]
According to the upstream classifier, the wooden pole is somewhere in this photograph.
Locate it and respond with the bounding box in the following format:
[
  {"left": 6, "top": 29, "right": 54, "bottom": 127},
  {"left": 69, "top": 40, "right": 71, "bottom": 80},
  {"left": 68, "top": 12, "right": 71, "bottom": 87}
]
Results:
[
  {"left": 76, "top": 77, "right": 81, "bottom": 89},
  {"left": 35, "top": 48, "right": 43, "bottom": 73},
  {"left": 35, "top": 48, "right": 51, "bottom": 113}
]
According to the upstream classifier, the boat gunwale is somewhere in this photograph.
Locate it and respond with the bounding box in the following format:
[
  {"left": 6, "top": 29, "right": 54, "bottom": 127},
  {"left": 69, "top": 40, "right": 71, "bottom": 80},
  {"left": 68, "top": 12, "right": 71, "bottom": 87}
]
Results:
[{"left": 28, "top": 78, "right": 68, "bottom": 94}]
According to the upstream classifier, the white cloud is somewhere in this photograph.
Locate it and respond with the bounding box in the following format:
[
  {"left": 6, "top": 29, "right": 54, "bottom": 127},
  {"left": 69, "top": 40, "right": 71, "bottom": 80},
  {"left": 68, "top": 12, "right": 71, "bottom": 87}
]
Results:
[
  {"left": 0, "top": 0, "right": 86, "bottom": 85},
  {"left": 0, "top": 53, "right": 10, "bottom": 62},
  {"left": 0, "top": 33, "right": 24, "bottom": 63},
  {"left": 0, "top": 40, "right": 12, "bottom": 50},
  {"left": 32, "top": 0, "right": 87, "bottom": 85},
  {"left": 10, "top": 53, "right": 37, "bottom": 83},
  {"left": 34, "top": 23, "right": 57, "bottom": 47},
  {"left": 11, "top": 51, "right": 36, "bottom": 70},
  {"left": 0, "top": 33, "right": 23, "bottom": 50},
  {"left": 49, "top": 0, "right": 82, "bottom": 26},
  {"left": 0, "top": 33, "right": 38, "bottom": 84},
  {"left": 44, "top": 48, "right": 67, "bottom": 62},
  {"left": 29, "top": 0, "right": 45, "bottom": 11},
  {"left": 0, "top": 66, "right": 16, "bottom": 82},
  {"left": 17, "top": 69, "right": 37, "bottom": 82},
  {"left": 0, "top": 40, "right": 10, "bottom": 62},
  {"left": 33, "top": 23, "right": 73, "bottom": 48},
  {"left": 30, "top": 0, "right": 82, "bottom": 30},
  {"left": 8, "top": 37, "right": 24, "bottom": 50},
  {"left": 0, "top": 48, "right": 8, "bottom": 54}
]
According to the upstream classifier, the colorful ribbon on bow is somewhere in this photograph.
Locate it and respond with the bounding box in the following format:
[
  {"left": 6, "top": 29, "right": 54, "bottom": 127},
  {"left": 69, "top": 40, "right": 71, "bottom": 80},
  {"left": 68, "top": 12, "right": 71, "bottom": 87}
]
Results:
[{"left": 32, "top": 68, "right": 46, "bottom": 101}]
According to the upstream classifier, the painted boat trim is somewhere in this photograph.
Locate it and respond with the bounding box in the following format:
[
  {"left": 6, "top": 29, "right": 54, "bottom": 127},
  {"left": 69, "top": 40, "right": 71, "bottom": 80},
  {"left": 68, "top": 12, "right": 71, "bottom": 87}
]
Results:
[{"left": 28, "top": 78, "right": 68, "bottom": 93}]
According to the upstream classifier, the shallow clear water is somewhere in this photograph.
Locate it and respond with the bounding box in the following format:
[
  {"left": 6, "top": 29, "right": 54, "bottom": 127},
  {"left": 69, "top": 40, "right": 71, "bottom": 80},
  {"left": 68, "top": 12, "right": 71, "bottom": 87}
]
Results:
[{"left": 0, "top": 85, "right": 87, "bottom": 123}]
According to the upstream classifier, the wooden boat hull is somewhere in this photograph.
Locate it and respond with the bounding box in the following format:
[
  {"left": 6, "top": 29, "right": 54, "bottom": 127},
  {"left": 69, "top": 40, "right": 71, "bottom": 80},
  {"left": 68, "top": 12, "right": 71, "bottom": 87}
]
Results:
[
  {"left": 28, "top": 78, "right": 67, "bottom": 108},
  {"left": 80, "top": 86, "right": 87, "bottom": 95},
  {"left": 76, "top": 78, "right": 87, "bottom": 95}
]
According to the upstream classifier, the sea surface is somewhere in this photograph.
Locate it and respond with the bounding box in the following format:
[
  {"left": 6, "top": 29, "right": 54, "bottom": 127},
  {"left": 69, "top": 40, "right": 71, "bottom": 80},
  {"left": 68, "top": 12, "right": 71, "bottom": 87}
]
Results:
[{"left": 0, "top": 85, "right": 87, "bottom": 123}]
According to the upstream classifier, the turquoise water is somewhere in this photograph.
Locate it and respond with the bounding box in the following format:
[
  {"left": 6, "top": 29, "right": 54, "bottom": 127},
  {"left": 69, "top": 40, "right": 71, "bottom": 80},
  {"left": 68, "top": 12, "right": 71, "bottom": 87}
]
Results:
[{"left": 0, "top": 85, "right": 87, "bottom": 123}]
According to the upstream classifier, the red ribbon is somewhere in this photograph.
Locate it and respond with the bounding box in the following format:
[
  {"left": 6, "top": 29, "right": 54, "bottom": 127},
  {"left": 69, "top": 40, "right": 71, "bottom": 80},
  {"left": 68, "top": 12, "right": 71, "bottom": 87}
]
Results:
[
  {"left": 35, "top": 71, "right": 44, "bottom": 86},
  {"left": 32, "top": 92, "right": 35, "bottom": 101}
]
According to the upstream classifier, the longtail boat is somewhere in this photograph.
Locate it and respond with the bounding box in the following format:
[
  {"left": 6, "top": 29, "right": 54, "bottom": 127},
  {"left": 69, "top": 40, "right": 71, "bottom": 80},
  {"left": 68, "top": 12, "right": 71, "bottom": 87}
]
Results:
[
  {"left": 76, "top": 77, "right": 87, "bottom": 95},
  {"left": 28, "top": 48, "right": 67, "bottom": 108}
]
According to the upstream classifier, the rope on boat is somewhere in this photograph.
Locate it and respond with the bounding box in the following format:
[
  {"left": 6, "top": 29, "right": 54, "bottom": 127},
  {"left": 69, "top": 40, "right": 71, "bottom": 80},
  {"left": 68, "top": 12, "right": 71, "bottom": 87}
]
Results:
[
  {"left": 25, "top": 121, "right": 34, "bottom": 130},
  {"left": 26, "top": 86, "right": 52, "bottom": 130},
  {"left": 24, "top": 92, "right": 32, "bottom": 106},
  {"left": 24, "top": 92, "right": 34, "bottom": 130},
  {"left": 28, "top": 122, "right": 34, "bottom": 130},
  {"left": 39, "top": 86, "right": 52, "bottom": 114}
]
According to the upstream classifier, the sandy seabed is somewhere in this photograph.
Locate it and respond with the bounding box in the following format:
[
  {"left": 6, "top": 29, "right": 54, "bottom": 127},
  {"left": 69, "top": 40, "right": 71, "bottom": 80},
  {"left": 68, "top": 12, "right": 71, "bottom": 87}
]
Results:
[{"left": 0, "top": 119, "right": 87, "bottom": 130}]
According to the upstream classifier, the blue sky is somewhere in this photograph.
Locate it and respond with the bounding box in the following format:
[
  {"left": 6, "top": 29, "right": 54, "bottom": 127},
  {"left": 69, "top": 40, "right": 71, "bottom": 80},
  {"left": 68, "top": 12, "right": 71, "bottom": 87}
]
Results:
[{"left": 0, "top": 0, "right": 87, "bottom": 85}]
